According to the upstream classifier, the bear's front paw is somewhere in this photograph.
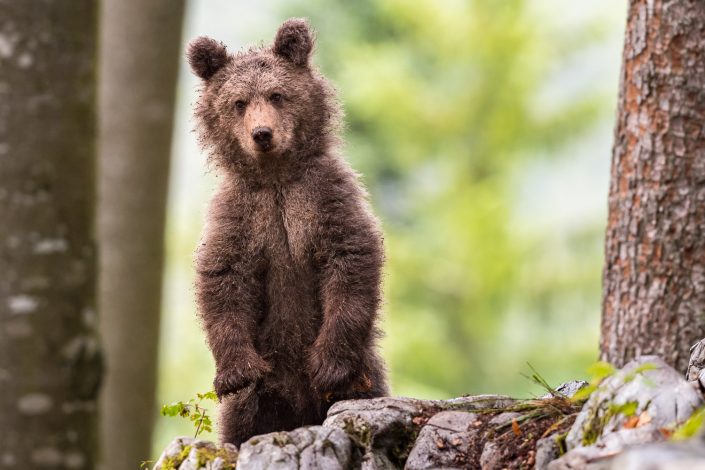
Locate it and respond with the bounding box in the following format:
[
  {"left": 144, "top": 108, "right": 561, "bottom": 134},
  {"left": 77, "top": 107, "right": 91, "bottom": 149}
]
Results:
[
  {"left": 214, "top": 353, "right": 271, "bottom": 399},
  {"left": 308, "top": 350, "right": 357, "bottom": 394}
]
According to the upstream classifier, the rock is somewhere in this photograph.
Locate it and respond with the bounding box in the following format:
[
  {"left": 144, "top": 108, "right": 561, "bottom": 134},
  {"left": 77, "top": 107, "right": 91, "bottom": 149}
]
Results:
[
  {"left": 488, "top": 411, "right": 522, "bottom": 427},
  {"left": 549, "top": 426, "right": 664, "bottom": 470},
  {"left": 479, "top": 441, "right": 502, "bottom": 469},
  {"left": 152, "top": 395, "right": 517, "bottom": 470},
  {"left": 323, "top": 395, "right": 513, "bottom": 469},
  {"left": 152, "top": 437, "right": 237, "bottom": 470},
  {"left": 535, "top": 434, "right": 562, "bottom": 470},
  {"left": 547, "top": 356, "right": 705, "bottom": 469},
  {"left": 405, "top": 411, "right": 479, "bottom": 469},
  {"left": 608, "top": 439, "right": 705, "bottom": 470},
  {"left": 566, "top": 356, "right": 703, "bottom": 451},
  {"left": 323, "top": 397, "right": 432, "bottom": 468},
  {"left": 180, "top": 441, "right": 218, "bottom": 470},
  {"left": 541, "top": 381, "right": 590, "bottom": 399},
  {"left": 688, "top": 339, "right": 705, "bottom": 392},
  {"left": 688, "top": 340, "right": 705, "bottom": 381},
  {"left": 404, "top": 396, "right": 575, "bottom": 469},
  {"left": 153, "top": 436, "right": 196, "bottom": 469},
  {"left": 439, "top": 394, "right": 516, "bottom": 412},
  {"left": 236, "top": 426, "right": 352, "bottom": 470},
  {"left": 698, "top": 370, "right": 705, "bottom": 394}
]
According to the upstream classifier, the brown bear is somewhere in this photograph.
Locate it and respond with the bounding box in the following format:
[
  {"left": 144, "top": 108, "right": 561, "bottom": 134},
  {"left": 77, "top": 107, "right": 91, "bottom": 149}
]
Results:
[{"left": 186, "top": 18, "right": 389, "bottom": 446}]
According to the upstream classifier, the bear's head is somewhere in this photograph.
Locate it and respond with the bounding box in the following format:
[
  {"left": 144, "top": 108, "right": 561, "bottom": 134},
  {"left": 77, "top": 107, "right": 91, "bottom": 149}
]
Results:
[{"left": 187, "top": 19, "right": 340, "bottom": 179}]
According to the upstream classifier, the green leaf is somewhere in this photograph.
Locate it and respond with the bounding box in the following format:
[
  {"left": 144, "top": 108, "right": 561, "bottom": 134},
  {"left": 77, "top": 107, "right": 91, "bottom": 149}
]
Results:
[
  {"left": 199, "top": 391, "right": 218, "bottom": 402},
  {"left": 161, "top": 391, "right": 216, "bottom": 438},
  {"left": 609, "top": 400, "right": 639, "bottom": 418},
  {"left": 570, "top": 384, "right": 597, "bottom": 403},
  {"left": 161, "top": 402, "right": 186, "bottom": 417},
  {"left": 633, "top": 362, "right": 659, "bottom": 374},
  {"left": 586, "top": 361, "right": 616, "bottom": 382},
  {"left": 672, "top": 407, "right": 705, "bottom": 440}
]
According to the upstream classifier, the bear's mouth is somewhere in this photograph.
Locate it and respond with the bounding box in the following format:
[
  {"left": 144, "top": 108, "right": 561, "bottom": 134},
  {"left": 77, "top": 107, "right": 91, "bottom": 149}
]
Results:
[{"left": 255, "top": 143, "right": 275, "bottom": 154}]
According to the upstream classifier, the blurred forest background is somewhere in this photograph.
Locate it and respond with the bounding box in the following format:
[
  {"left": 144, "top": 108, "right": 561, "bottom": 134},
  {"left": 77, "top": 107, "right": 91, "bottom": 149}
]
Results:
[{"left": 154, "top": 0, "right": 626, "bottom": 452}]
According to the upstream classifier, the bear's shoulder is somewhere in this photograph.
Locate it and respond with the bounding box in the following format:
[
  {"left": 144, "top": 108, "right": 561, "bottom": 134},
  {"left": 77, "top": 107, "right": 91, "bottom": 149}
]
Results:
[{"left": 305, "top": 154, "right": 368, "bottom": 201}]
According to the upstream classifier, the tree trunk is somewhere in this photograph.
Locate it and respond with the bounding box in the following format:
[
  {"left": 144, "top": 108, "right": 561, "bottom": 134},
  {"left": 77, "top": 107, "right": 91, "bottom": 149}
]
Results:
[
  {"left": 601, "top": 0, "right": 705, "bottom": 371},
  {"left": 0, "top": 1, "right": 101, "bottom": 467},
  {"left": 97, "top": 0, "right": 185, "bottom": 467}
]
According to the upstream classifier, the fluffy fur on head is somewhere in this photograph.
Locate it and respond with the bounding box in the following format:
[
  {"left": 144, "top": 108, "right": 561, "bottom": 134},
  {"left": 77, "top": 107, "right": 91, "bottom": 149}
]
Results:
[
  {"left": 189, "top": 20, "right": 341, "bottom": 186},
  {"left": 273, "top": 18, "right": 314, "bottom": 67},
  {"left": 188, "top": 36, "right": 229, "bottom": 80}
]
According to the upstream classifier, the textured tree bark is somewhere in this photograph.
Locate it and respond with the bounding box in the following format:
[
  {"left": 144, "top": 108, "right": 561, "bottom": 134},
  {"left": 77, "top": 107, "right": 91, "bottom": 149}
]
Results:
[
  {"left": 601, "top": 0, "right": 705, "bottom": 371},
  {"left": 0, "top": 1, "right": 101, "bottom": 468},
  {"left": 97, "top": 0, "right": 185, "bottom": 468}
]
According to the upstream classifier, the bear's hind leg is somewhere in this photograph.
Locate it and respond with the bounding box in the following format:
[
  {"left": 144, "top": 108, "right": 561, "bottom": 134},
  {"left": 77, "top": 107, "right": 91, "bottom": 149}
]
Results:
[
  {"left": 218, "top": 385, "right": 259, "bottom": 446},
  {"left": 250, "top": 389, "right": 301, "bottom": 437}
]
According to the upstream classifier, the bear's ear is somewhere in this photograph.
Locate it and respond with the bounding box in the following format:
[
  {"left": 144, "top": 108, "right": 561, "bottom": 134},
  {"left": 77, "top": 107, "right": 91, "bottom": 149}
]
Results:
[
  {"left": 187, "top": 36, "right": 229, "bottom": 80},
  {"left": 273, "top": 18, "right": 314, "bottom": 67}
]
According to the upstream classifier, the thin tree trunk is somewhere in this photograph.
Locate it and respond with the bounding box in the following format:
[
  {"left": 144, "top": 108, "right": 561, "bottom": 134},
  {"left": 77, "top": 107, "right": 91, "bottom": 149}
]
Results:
[
  {"left": 97, "top": 0, "right": 185, "bottom": 467},
  {"left": 601, "top": 0, "right": 705, "bottom": 371},
  {"left": 0, "top": 1, "right": 101, "bottom": 467}
]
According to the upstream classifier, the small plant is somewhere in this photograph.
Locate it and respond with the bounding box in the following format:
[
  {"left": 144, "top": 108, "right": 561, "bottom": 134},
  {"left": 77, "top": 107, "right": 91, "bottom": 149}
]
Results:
[
  {"left": 671, "top": 407, "right": 705, "bottom": 440},
  {"left": 522, "top": 362, "right": 563, "bottom": 398},
  {"left": 161, "top": 391, "right": 218, "bottom": 438}
]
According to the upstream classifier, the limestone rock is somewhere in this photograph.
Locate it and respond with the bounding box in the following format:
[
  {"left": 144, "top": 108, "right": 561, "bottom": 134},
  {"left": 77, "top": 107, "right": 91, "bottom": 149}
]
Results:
[
  {"left": 479, "top": 441, "right": 502, "bottom": 469},
  {"left": 541, "top": 381, "right": 589, "bottom": 400},
  {"left": 323, "top": 397, "right": 433, "bottom": 469},
  {"left": 535, "top": 434, "right": 562, "bottom": 470},
  {"left": 549, "top": 427, "right": 664, "bottom": 470},
  {"left": 566, "top": 356, "right": 702, "bottom": 451},
  {"left": 153, "top": 436, "right": 195, "bottom": 469},
  {"left": 688, "top": 339, "right": 705, "bottom": 392},
  {"left": 608, "top": 439, "right": 705, "bottom": 470},
  {"left": 438, "top": 394, "right": 516, "bottom": 412},
  {"left": 322, "top": 395, "right": 515, "bottom": 469},
  {"left": 152, "top": 437, "right": 237, "bottom": 470},
  {"left": 236, "top": 426, "right": 352, "bottom": 470},
  {"left": 405, "top": 411, "right": 479, "bottom": 469},
  {"left": 688, "top": 340, "right": 705, "bottom": 382},
  {"left": 179, "top": 441, "right": 217, "bottom": 470}
]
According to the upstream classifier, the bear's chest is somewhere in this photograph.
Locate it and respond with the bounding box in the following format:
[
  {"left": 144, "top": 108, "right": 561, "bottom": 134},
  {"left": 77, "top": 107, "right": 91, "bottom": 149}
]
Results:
[{"left": 251, "top": 185, "right": 318, "bottom": 266}]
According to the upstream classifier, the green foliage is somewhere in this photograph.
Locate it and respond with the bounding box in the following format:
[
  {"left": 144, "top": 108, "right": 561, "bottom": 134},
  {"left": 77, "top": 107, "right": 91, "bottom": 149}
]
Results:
[
  {"left": 608, "top": 400, "right": 638, "bottom": 418},
  {"left": 571, "top": 361, "right": 616, "bottom": 402},
  {"left": 571, "top": 361, "right": 658, "bottom": 402},
  {"left": 160, "top": 391, "right": 218, "bottom": 438},
  {"left": 623, "top": 362, "right": 659, "bottom": 386},
  {"left": 581, "top": 399, "right": 640, "bottom": 447},
  {"left": 587, "top": 361, "right": 617, "bottom": 380},
  {"left": 672, "top": 407, "right": 705, "bottom": 441}
]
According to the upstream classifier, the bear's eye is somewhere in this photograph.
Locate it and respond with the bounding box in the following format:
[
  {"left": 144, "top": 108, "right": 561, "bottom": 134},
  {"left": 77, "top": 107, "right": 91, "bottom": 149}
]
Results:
[
  {"left": 270, "top": 93, "right": 282, "bottom": 103},
  {"left": 234, "top": 100, "right": 246, "bottom": 111}
]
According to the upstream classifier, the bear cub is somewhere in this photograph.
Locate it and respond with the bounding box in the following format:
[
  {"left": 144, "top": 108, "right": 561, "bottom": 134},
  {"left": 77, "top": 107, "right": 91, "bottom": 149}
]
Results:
[{"left": 187, "top": 18, "right": 389, "bottom": 445}]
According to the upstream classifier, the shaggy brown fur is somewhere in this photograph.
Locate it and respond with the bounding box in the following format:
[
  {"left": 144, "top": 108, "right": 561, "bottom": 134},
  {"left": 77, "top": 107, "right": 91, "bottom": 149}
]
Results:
[{"left": 187, "top": 18, "right": 389, "bottom": 446}]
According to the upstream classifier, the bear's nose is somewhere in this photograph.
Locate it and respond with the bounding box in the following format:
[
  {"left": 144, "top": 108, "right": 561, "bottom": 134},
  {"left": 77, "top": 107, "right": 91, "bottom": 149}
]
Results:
[{"left": 252, "top": 126, "right": 273, "bottom": 150}]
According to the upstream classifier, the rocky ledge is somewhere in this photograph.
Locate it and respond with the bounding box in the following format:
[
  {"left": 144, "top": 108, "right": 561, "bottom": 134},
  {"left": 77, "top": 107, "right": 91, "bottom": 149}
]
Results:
[{"left": 154, "top": 339, "right": 705, "bottom": 469}]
